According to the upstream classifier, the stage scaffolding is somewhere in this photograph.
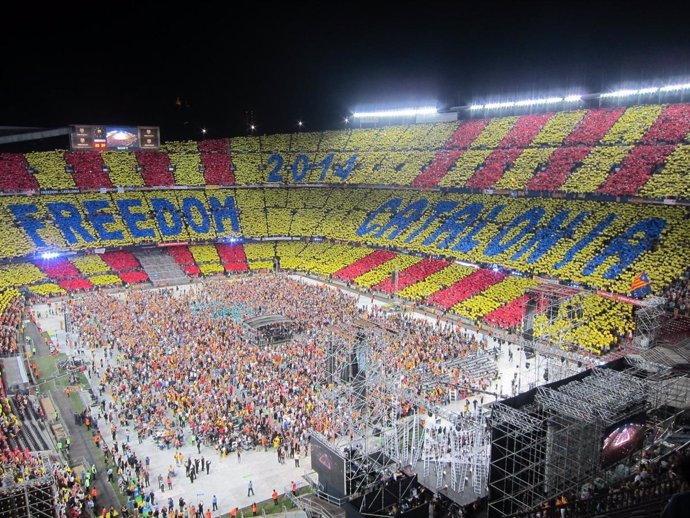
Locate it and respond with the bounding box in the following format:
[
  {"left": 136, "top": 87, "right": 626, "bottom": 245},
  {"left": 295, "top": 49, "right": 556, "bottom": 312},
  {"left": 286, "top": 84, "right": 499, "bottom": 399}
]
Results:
[
  {"left": 0, "top": 453, "right": 57, "bottom": 518},
  {"left": 313, "top": 320, "right": 492, "bottom": 506},
  {"left": 316, "top": 323, "right": 403, "bottom": 499},
  {"left": 632, "top": 296, "right": 667, "bottom": 349},
  {"left": 517, "top": 284, "right": 594, "bottom": 370},
  {"left": 488, "top": 367, "right": 656, "bottom": 518}
]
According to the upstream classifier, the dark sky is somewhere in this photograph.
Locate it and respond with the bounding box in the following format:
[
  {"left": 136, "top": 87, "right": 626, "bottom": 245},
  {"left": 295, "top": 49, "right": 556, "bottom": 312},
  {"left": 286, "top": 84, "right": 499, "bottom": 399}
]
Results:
[{"left": 2, "top": 1, "right": 689, "bottom": 144}]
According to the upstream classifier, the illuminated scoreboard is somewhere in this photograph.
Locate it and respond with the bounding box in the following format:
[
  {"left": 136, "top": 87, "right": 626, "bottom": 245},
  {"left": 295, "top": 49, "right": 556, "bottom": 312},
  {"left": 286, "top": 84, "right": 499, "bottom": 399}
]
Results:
[{"left": 70, "top": 125, "right": 161, "bottom": 151}]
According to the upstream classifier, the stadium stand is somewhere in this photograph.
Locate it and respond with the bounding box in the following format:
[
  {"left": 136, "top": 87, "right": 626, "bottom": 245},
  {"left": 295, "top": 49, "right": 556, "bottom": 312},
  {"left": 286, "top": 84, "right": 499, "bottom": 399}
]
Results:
[
  {"left": 0, "top": 187, "right": 687, "bottom": 297},
  {"left": 25, "top": 151, "right": 74, "bottom": 190},
  {"left": 597, "top": 144, "right": 676, "bottom": 195},
  {"left": 333, "top": 250, "right": 397, "bottom": 282},
  {"left": 215, "top": 243, "right": 248, "bottom": 272},
  {"left": 374, "top": 258, "right": 450, "bottom": 293},
  {"left": 483, "top": 293, "right": 530, "bottom": 330},
  {"left": 427, "top": 268, "right": 507, "bottom": 310},
  {"left": 64, "top": 151, "right": 112, "bottom": 190},
  {"left": 101, "top": 151, "right": 144, "bottom": 187},
  {"left": 525, "top": 146, "right": 593, "bottom": 191},
  {"left": 0, "top": 288, "right": 22, "bottom": 355},
  {"left": 350, "top": 253, "right": 421, "bottom": 288},
  {"left": 639, "top": 144, "right": 690, "bottom": 198},
  {"left": 4, "top": 101, "right": 690, "bottom": 518},
  {"left": 0, "top": 102, "right": 689, "bottom": 357},
  {"left": 642, "top": 102, "right": 690, "bottom": 143},
  {"left": 0, "top": 154, "right": 39, "bottom": 191},
  {"left": 168, "top": 152, "right": 205, "bottom": 186},
  {"left": 135, "top": 151, "right": 175, "bottom": 186},
  {"left": 564, "top": 107, "right": 624, "bottom": 145},
  {"left": 0, "top": 103, "right": 689, "bottom": 197}
]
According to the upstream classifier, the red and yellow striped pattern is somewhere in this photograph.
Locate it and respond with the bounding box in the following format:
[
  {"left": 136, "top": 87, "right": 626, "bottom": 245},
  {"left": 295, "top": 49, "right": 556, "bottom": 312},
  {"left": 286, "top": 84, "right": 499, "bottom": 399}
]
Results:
[{"left": 0, "top": 105, "right": 688, "bottom": 198}]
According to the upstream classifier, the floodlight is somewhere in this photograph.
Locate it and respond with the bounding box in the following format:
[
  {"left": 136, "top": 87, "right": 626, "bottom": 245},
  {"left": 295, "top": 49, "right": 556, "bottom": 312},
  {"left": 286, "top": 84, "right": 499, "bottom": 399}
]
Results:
[
  {"left": 600, "top": 89, "right": 638, "bottom": 98},
  {"left": 659, "top": 83, "right": 690, "bottom": 92},
  {"left": 468, "top": 104, "right": 485, "bottom": 110},
  {"left": 40, "top": 251, "right": 60, "bottom": 259},
  {"left": 352, "top": 107, "right": 438, "bottom": 118},
  {"left": 484, "top": 101, "right": 515, "bottom": 110},
  {"left": 637, "top": 87, "right": 659, "bottom": 95},
  {"left": 563, "top": 95, "right": 583, "bottom": 102}
]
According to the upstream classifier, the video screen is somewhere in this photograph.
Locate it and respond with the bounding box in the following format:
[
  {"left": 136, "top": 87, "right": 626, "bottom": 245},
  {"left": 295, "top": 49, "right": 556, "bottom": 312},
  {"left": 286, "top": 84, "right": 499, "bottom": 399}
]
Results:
[
  {"left": 601, "top": 422, "right": 646, "bottom": 466},
  {"left": 71, "top": 125, "right": 160, "bottom": 151},
  {"left": 106, "top": 127, "right": 139, "bottom": 149},
  {"left": 311, "top": 436, "right": 346, "bottom": 497}
]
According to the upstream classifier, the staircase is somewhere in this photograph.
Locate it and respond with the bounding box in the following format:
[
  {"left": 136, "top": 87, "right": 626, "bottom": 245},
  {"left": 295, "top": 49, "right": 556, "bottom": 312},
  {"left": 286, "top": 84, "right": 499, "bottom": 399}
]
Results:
[
  {"left": 11, "top": 398, "right": 52, "bottom": 451},
  {"left": 134, "top": 249, "right": 189, "bottom": 286}
]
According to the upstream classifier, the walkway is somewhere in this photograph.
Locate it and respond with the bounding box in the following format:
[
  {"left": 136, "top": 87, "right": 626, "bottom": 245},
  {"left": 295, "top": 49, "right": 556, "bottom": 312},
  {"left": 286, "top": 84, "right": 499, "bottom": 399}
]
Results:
[{"left": 25, "top": 315, "right": 120, "bottom": 512}]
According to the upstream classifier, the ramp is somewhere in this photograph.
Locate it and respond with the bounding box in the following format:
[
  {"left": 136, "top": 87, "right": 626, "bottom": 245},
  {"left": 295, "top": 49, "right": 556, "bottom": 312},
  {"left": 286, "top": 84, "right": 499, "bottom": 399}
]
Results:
[{"left": 134, "top": 249, "right": 189, "bottom": 285}]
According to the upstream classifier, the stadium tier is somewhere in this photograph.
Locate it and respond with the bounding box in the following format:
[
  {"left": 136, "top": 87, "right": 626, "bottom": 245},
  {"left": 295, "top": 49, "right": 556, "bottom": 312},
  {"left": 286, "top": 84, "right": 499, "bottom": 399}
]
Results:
[
  {"left": 1, "top": 182, "right": 687, "bottom": 353},
  {"left": 1, "top": 103, "right": 690, "bottom": 197},
  {"left": 1, "top": 102, "right": 689, "bottom": 358},
  {"left": 0, "top": 238, "right": 636, "bottom": 353},
  {"left": 1, "top": 188, "right": 687, "bottom": 294}
]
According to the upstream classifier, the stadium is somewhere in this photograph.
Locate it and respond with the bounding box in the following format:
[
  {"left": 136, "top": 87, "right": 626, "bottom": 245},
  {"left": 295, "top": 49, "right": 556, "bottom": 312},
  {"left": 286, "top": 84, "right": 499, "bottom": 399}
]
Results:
[
  {"left": 4, "top": 3, "right": 690, "bottom": 515},
  {"left": 1, "top": 85, "right": 690, "bottom": 518}
]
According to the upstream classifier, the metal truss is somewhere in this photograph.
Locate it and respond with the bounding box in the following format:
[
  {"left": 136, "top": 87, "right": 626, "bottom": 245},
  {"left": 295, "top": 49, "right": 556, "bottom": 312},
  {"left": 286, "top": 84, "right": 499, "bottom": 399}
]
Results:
[
  {"left": 632, "top": 296, "right": 668, "bottom": 349},
  {"left": 516, "top": 284, "right": 598, "bottom": 367},
  {"left": 313, "top": 319, "right": 492, "bottom": 505},
  {"left": 625, "top": 354, "right": 671, "bottom": 375},
  {"left": 417, "top": 413, "right": 489, "bottom": 495},
  {"left": 491, "top": 403, "right": 543, "bottom": 434},
  {"left": 488, "top": 403, "right": 549, "bottom": 517},
  {"left": 489, "top": 366, "right": 660, "bottom": 517},
  {"left": 315, "top": 324, "right": 407, "bottom": 499},
  {"left": 0, "top": 458, "right": 56, "bottom": 518},
  {"left": 626, "top": 358, "right": 690, "bottom": 410}
]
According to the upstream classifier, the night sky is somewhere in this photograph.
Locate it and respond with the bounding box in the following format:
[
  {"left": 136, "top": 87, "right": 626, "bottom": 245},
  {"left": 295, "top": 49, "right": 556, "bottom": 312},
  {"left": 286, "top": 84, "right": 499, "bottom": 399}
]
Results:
[{"left": 2, "top": 1, "right": 689, "bottom": 146}]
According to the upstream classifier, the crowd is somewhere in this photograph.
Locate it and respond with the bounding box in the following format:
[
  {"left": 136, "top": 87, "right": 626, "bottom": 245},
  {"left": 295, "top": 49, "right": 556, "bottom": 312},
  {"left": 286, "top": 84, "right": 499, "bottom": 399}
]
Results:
[
  {"left": 54, "top": 464, "right": 92, "bottom": 518},
  {"left": 0, "top": 364, "right": 47, "bottom": 488},
  {"left": 65, "top": 276, "right": 495, "bottom": 464},
  {"left": 0, "top": 289, "right": 22, "bottom": 355},
  {"left": 0, "top": 446, "right": 46, "bottom": 488},
  {"left": 0, "top": 104, "right": 688, "bottom": 195},
  {"left": 518, "top": 446, "right": 690, "bottom": 518},
  {"left": 663, "top": 268, "right": 690, "bottom": 317}
]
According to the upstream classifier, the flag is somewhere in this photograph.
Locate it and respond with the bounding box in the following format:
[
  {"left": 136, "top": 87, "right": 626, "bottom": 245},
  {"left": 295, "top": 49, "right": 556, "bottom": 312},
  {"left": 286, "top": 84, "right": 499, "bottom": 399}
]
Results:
[{"left": 630, "top": 272, "right": 652, "bottom": 298}]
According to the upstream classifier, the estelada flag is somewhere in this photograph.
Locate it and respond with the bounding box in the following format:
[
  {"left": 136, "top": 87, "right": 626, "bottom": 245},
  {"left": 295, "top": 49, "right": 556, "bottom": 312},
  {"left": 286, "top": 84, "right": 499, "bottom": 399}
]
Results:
[
  {"left": 630, "top": 272, "right": 652, "bottom": 298},
  {"left": 630, "top": 272, "right": 650, "bottom": 291}
]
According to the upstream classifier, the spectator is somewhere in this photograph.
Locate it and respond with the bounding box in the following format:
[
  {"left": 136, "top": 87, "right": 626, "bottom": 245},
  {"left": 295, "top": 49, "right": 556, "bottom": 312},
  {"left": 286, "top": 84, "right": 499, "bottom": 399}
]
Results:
[{"left": 661, "top": 454, "right": 690, "bottom": 518}]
